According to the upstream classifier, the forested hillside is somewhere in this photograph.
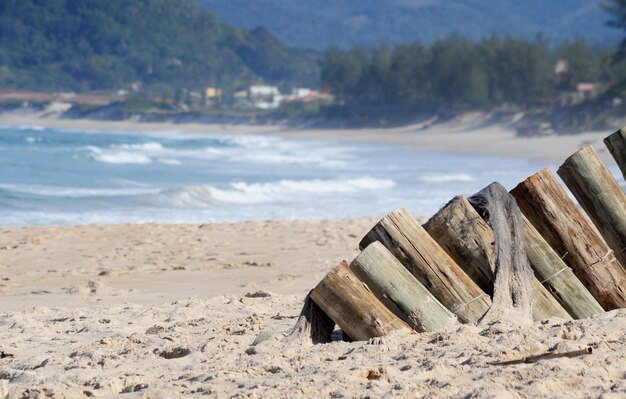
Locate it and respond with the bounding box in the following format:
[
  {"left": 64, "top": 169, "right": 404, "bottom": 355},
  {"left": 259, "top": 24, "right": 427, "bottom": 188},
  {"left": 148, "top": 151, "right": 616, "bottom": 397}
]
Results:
[
  {"left": 0, "top": 0, "right": 319, "bottom": 92},
  {"left": 322, "top": 37, "right": 626, "bottom": 109},
  {"left": 197, "top": 0, "right": 618, "bottom": 49}
]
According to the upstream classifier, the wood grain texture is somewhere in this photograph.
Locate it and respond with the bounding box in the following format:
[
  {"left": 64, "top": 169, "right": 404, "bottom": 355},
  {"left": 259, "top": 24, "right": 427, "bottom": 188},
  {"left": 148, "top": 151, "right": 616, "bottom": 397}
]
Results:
[
  {"left": 522, "top": 216, "right": 604, "bottom": 318},
  {"left": 350, "top": 241, "right": 459, "bottom": 332},
  {"left": 604, "top": 128, "right": 626, "bottom": 180},
  {"left": 310, "top": 260, "right": 410, "bottom": 341},
  {"left": 423, "top": 196, "right": 572, "bottom": 321},
  {"left": 511, "top": 168, "right": 626, "bottom": 310},
  {"left": 558, "top": 145, "right": 626, "bottom": 269},
  {"left": 359, "top": 208, "right": 490, "bottom": 324}
]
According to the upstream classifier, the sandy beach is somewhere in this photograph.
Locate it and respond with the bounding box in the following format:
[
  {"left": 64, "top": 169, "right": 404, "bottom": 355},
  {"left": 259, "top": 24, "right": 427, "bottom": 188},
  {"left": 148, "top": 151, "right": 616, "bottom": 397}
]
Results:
[
  {"left": 2, "top": 220, "right": 626, "bottom": 398},
  {"left": 2, "top": 113, "right": 625, "bottom": 398},
  {"left": 0, "top": 111, "right": 619, "bottom": 164}
]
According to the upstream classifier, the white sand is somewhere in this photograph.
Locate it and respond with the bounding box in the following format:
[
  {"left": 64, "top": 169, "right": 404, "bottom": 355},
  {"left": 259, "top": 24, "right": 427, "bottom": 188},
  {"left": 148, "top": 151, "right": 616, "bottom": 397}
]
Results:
[
  {"left": 1, "top": 221, "right": 625, "bottom": 398},
  {"left": 2, "top": 296, "right": 625, "bottom": 398}
]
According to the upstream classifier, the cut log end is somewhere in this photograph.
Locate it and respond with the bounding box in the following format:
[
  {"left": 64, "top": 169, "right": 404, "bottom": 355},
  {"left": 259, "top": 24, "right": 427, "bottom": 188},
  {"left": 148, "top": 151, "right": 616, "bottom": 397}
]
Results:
[{"left": 310, "top": 260, "right": 410, "bottom": 341}]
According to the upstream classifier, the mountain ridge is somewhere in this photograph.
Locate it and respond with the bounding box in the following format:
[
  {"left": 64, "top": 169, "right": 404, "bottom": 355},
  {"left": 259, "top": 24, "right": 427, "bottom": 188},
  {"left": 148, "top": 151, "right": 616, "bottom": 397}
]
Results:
[
  {"left": 0, "top": 0, "right": 319, "bottom": 92},
  {"left": 196, "top": 0, "right": 620, "bottom": 49}
]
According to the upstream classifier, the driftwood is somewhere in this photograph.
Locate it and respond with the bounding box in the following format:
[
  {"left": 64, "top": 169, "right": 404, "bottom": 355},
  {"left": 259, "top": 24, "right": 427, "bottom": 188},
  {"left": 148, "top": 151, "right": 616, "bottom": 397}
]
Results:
[
  {"left": 310, "top": 260, "right": 410, "bottom": 341},
  {"left": 360, "top": 208, "right": 490, "bottom": 324},
  {"left": 466, "top": 183, "right": 535, "bottom": 323},
  {"left": 522, "top": 216, "right": 604, "bottom": 319},
  {"left": 558, "top": 145, "right": 626, "bottom": 269},
  {"left": 511, "top": 168, "right": 626, "bottom": 310},
  {"left": 491, "top": 347, "right": 593, "bottom": 366},
  {"left": 424, "top": 195, "right": 571, "bottom": 321},
  {"left": 350, "top": 241, "right": 459, "bottom": 332},
  {"left": 604, "top": 128, "right": 626, "bottom": 180}
]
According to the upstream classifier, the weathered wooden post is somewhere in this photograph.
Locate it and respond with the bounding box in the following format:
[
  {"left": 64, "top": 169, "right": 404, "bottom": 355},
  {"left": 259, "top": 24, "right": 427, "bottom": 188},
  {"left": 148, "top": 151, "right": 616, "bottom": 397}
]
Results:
[
  {"left": 511, "top": 168, "right": 626, "bottom": 310},
  {"left": 310, "top": 260, "right": 410, "bottom": 341},
  {"left": 604, "top": 128, "right": 626, "bottom": 180},
  {"left": 423, "top": 196, "right": 572, "bottom": 321},
  {"left": 351, "top": 241, "right": 459, "bottom": 332},
  {"left": 558, "top": 145, "right": 626, "bottom": 269},
  {"left": 522, "top": 216, "right": 604, "bottom": 318},
  {"left": 360, "top": 208, "right": 491, "bottom": 324}
]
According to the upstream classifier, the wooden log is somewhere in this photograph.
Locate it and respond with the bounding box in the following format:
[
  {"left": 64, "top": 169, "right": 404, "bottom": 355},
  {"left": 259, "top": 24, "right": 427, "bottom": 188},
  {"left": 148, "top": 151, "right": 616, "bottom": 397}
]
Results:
[
  {"left": 310, "top": 260, "right": 410, "bottom": 341},
  {"left": 604, "top": 128, "right": 626, "bottom": 180},
  {"left": 522, "top": 216, "right": 604, "bottom": 319},
  {"left": 558, "top": 145, "right": 626, "bottom": 269},
  {"left": 350, "top": 241, "right": 459, "bottom": 332},
  {"left": 423, "top": 196, "right": 572, "bottom": 321},
  {"left": 359, "top": 208, "right": 490, "bottom": 324},
  {"left": 511, "top": 168, "right": 626, "bottom": 310}
]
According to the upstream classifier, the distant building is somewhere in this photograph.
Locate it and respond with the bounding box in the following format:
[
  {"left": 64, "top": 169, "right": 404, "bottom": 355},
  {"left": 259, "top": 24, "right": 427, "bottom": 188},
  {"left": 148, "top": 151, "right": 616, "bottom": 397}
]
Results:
[
  {"left": 291, "top": 88, "right": 312, "bottom": 98},
  {"left": 249, "top": 85, "right": 279, "bottom": 97},
  {"left": 230, "top": 86, "right": 331, "bottom": 110},
  {"left": 575, "top": 83, "right": 605, "bottom": 102},
  {"left": 203, "top": 87, "right": 222, "bottom": 106},
  {"left": 559, "top": 82, "right": 612, "bottom": 106},
  {"left": 281, "top": 88, "right": 334, "bottom": 105},
  {"left": 205, "top": 87, "right": 221, "bottom": 99},
  {"left": 248, "top": 85, "right": 282, "bottom": 109}
]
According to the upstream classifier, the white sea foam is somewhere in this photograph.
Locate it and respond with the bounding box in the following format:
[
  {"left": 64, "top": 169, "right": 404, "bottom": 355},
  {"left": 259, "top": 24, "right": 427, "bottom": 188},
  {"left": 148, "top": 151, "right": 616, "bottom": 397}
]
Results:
[
  {"left": 117, "top": 142, "right": 164, "bottom": 151},
  {"left": 86, "top": 146, "right": 152, "bottom": 164},
  {"left": 16, "top": 125, "right": 45, "bottom": 131},
  {"left": 231, "top": 177, "right": 395, "bottom": 194},
  {"left": 81, "top": 134, "right": 352, "bottom": 168},
  {"left": 84, "top": 141, "right": 225, "bottom": 165},
  {"left": 0, "top": 184, "right": 159, "bottom": 198},
  {"left": 226, "top": 135, "right": 276, "bottom": 148},
  {"left": 419, "top": 173, "right": 474, "bottom": 182},
  {"left": 203, "top": 147, "right": 223, "bottom": 155},
  {"left": 155, "top": 177, "right": 396, "bottom": 207},
  {"left": 92, "top": 151, "right": 152, "bottom": 164},
  {"left": 159, "top": 158, "right": 181, "bottom": 165}
]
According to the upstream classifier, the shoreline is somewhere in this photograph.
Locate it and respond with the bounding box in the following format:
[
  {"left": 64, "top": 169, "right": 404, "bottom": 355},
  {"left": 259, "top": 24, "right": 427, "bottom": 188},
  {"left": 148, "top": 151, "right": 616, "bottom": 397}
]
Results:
[
  {"left": 2, "top": 113, "right": 626, "bottom": 398},
  {"left": 0, "top": 111, "right": 619, "bottom": 164}
]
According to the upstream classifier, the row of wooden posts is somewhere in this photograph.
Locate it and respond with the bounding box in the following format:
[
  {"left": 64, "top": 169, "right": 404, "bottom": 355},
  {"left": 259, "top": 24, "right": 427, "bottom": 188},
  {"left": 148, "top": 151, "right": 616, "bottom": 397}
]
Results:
[{"left": 308, "top": 128, "right": 626, "bottom": 341}]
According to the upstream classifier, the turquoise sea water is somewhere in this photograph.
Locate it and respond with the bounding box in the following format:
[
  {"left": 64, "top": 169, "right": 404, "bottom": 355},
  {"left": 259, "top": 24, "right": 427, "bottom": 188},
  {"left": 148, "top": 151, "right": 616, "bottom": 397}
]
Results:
[{"left": 0, "top": 124, "right": 594, "bottom": 227}]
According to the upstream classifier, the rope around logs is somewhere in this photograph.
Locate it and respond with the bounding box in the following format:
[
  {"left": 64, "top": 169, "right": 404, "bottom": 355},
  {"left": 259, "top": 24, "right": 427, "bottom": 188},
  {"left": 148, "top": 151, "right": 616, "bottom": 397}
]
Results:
[
  {"left": 287, "top": 181, "right": 537, "bottom": 344},
  {"left": 539, "top": 266, "right": 572, "bottom": 284}
]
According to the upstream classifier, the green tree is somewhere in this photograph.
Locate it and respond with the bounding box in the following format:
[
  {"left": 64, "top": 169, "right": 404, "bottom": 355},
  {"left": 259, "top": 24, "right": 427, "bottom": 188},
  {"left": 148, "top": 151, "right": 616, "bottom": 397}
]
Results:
[
  {"left": 0, "top": 0, "right": 320, "bottom": 92},
  {"left": 605, "top": 0, "right": 626, "bottom": 58}
]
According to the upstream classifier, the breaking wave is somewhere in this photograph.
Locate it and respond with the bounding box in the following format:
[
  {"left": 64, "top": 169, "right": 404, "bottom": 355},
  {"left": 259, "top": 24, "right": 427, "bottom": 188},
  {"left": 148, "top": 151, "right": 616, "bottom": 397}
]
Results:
[
  {"left": 419, "top": 173, "right": 474, "bottom": 182},
  {"left": 154, "top": 177, "right": 396, "bottom": 207}
]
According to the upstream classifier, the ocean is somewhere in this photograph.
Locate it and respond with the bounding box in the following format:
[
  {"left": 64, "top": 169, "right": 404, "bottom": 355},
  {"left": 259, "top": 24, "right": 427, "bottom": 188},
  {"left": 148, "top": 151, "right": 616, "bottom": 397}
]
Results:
[{"left": 0, "top": 124, "right": 604, "bottom": 227}]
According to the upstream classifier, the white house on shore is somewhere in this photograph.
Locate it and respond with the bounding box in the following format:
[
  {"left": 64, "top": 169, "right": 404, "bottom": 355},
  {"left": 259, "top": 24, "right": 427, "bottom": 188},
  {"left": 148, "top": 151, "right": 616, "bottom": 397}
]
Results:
[{"left": 249, "top": 85, "right": 282, "bottom": 109}]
